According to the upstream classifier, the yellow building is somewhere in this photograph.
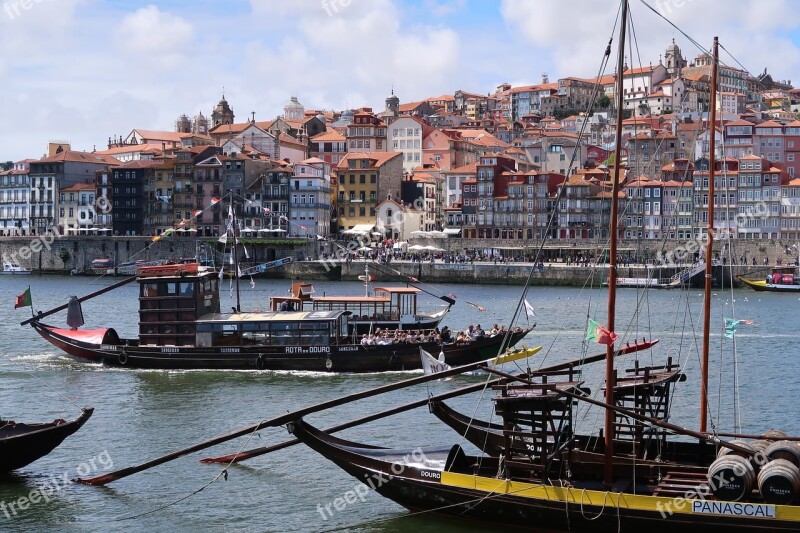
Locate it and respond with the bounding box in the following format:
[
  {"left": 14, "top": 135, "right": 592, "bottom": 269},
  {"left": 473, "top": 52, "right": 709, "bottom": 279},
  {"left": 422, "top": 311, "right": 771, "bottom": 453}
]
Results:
[{"left": 335, "top": 152, "right": 403, "bottom": 233}]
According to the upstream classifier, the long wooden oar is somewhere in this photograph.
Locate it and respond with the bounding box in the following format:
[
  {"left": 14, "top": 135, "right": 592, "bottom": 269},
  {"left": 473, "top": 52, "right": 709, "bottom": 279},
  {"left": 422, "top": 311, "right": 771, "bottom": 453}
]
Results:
[
  {"left": 200, "top": 340, "right": 659, "bottom": 464},
  {"left": 483, "top": 365, "right": 755, "bottom": 457},
  {"left": 74, "top": 344, "right": 544, "bottom": 486},
  {"left": 20, "top": 276, "right": 138, "bottom": 326}
]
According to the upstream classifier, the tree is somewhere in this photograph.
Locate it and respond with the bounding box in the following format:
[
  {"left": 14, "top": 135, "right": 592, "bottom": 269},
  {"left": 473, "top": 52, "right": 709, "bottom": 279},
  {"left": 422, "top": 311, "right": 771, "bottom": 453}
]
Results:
[
  {"left": 1, "top": 161, "right": 12, "bottom": 171},
  {"left": 596, "top": 94, "right": 611, "bottom": 109}
]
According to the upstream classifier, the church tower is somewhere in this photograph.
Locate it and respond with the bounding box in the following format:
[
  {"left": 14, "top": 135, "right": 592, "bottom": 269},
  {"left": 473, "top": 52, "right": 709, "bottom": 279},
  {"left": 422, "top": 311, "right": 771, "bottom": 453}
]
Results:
[
  {"left": 665, "top": 39, "right": 686, "bottom": 78},
  {"left": 211, "top": 94, "right": 235, "bottom": 127}
]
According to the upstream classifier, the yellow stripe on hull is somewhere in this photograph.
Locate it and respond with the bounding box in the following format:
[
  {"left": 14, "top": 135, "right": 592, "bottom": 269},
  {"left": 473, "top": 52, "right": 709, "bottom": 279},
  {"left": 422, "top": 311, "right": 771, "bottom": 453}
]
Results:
[{"left": 440, "top": 471, "right": 800, "bottom": 522}]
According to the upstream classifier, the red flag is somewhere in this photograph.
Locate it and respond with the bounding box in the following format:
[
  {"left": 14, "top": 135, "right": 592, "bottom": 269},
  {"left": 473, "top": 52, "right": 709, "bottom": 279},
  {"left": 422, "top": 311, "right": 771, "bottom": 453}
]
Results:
[
  {"left": 210, "top": 197, "right": 220, "bottom": 206},
  {"left": 595, "top": 323, "right": 618, "bottom": 346},
  {"left": 14, "top": 287, "right": 32, "bottom": 309}
]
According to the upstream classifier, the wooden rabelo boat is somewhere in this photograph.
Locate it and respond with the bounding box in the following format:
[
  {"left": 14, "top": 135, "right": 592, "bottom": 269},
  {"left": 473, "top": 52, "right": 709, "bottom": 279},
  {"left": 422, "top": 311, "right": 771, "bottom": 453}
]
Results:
[
  {"left": 285, "top": 9, "right": 800, "bottom": 530},
  {"left": 1, "top": 408, "right": 93, "bottom": 472},
  {"left": 25, "top": 263, "right": 526, "bottom": 372}
]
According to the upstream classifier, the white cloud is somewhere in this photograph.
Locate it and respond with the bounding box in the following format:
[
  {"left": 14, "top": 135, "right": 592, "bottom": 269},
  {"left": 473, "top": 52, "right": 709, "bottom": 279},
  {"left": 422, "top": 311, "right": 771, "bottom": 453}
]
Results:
[{"left": 117, "top": 5, "right": 194, "bottom": 68}]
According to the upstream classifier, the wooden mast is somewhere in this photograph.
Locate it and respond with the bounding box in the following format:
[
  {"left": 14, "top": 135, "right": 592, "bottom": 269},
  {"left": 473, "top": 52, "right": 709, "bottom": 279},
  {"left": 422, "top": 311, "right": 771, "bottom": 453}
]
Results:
[
  {"left": 604, "top": 0, "right": 628, "bottom": 489},
  {"left": 700, "top": 37, "right": 719, "bottom": 433},
  {"left": 231, "top": 200, "right": 242, "bottom": 313}
]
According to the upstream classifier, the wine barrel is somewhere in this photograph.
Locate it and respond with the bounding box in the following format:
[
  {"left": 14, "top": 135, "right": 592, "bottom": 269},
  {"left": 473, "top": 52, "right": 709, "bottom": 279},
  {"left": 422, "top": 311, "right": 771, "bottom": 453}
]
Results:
[
  {"left": 765, "top": 440, "right": 800, "bottom": 468},
  {"left": 750, "top": 439, "right": 770, "bottom": 454},
  {"left": 708, "top": 455, "right": 755, "bottom": 502},
  {"left": 717, "top": 440, "right": 755, "bottom": 459},
  {"left": 758, "top": 459, "right": 800, "bottom": 505}
]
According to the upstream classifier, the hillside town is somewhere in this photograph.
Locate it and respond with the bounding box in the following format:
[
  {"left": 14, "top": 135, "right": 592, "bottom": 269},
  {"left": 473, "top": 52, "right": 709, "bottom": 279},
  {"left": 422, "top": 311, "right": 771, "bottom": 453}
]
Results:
[{"left": 2, "top": 40, "right": 799, "bottom": 245}]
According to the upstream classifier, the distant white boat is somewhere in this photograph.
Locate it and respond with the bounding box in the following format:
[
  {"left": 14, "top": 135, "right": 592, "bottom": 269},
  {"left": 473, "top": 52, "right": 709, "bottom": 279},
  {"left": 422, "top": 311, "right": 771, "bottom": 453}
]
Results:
[{"left": 1, "top": 262, "right": 32, "bottom": 275}]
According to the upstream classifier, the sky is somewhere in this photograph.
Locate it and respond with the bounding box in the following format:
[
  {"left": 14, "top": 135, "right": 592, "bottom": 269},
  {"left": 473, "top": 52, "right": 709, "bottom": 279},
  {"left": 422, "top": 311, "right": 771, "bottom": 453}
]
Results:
[{"left": 1, "top": 0, "right": 800, "bottom": 161}]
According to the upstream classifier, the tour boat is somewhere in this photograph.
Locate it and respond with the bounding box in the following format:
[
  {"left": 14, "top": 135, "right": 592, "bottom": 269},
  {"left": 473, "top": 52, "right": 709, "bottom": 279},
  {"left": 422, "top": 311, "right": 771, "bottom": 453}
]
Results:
[
  {"left": 268, "top": 266, "right": 454, "bottom": 335},
  {"left": 739, "top": 267, "right": 800, "bottom": 292},
  {"left": 1, "top": 262, "right": 32, "bottom": 275},
  {"left": 25, "top": 262, "right": 528, "bottom": 372},
  {"left": 1, "top": 408, "right": 93, "bottom": 472}
]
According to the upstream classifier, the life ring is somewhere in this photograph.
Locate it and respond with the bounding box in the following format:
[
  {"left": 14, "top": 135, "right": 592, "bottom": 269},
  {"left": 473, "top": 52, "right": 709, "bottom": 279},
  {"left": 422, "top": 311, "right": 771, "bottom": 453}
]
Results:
[
  {"left": 118, "top": 351, "right": 129, "bottom": 365},
  {"left": 325, "top": 358, "right": 333, "bottom": 370},
  {"left": 256, "top": 355, "right": 266, "bottom": 370}
]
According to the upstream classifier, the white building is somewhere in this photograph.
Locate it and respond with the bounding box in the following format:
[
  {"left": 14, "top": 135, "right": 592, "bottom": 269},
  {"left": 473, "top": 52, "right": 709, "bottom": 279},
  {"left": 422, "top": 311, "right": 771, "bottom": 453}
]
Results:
[
  {"left": 59, "top": 183, "right": 96, "bottom": 233},
  {"left": 389, "top": 116, "right": 428, "bottom": 173},
  {"left": 375, "top": 198, "right": 422, "bottom": 240},
  {"left": 0, "top": 160, "right": 31, "bottom": 235},
  {"left": 289, "top": 157, "right": 332, "bottom": 237}
]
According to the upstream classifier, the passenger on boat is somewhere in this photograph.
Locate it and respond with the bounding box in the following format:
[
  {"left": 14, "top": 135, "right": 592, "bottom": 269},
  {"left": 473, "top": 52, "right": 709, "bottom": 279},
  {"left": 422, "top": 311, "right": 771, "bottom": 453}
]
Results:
[
  {"left": 360, "top": 335, "right": 370, "bottom": 346},
  {"left": 767, "top": 274, "right": 773, "bottom": 284},
  {"left": 440, "top": 326, "right": 451, "bottom": 342}
]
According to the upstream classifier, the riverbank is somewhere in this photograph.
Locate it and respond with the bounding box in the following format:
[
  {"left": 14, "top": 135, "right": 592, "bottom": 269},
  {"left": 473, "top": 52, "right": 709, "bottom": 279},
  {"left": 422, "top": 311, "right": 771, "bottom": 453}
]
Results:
[
  {"left": 286, "top": 259, "right": 758, "bottom": 288},
  {"left": 0, "top": 234, "right": 785, "bottom": 288}
]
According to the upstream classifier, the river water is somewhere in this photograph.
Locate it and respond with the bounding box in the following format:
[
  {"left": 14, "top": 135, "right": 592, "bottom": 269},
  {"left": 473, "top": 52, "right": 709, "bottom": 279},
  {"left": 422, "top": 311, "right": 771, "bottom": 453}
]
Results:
[{"left": 0, "top": 272, "right": 798, "bottom": 532}]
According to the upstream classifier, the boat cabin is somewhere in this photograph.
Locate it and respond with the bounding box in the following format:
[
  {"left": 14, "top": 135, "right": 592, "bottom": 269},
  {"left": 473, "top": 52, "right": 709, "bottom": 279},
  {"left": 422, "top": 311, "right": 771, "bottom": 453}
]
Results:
[
  {"left": 766, "top": 267, "right": 799, "bottom": 285},
  {"left": 194, "top": 310, "right": 350, "bottom": 347},
  {"left": 270, "top": 282, "right": 421, "bottom": 323},
  {"left": 137, "top": 264, "right": 220, "bottom": 346}
]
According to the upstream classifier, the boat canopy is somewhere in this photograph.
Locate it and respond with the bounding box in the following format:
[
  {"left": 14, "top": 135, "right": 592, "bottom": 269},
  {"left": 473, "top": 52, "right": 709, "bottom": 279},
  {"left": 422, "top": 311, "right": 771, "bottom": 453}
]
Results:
[
  {"left": 197, "top": 310, "right": 350, "bottom": 323},
  {"left": 46, "top": 327, "right": 121, "bottom": 345}
]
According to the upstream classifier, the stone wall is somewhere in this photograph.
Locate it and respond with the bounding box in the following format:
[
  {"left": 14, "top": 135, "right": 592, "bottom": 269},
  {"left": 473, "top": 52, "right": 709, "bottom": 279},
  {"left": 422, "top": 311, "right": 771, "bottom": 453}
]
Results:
[{"left": 0, "top": 235, "right": 314, "bottom": 274}]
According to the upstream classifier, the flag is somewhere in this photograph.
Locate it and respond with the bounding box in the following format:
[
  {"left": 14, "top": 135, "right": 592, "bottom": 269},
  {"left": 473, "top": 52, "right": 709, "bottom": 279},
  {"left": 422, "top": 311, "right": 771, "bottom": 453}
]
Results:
[
  {"left": 420, "top": 348, "right": 451, "bottom": 376},
  {"left": 524, "top": 299, "right": 536, "bottom": 319},
  {"left": 156, "top": 195, "right": 171, "bottom": 203},
  {"left": 192, "top": 209, "right": 203, "bottom": 218},
  {"left": 210, "top": 196, "right": 221, "bottom": 206},
  {"left": 263, "top": 207, "right": 271, "bottom": 215},
  {"left": 279, "top": 215, "right": 288, "bottom": 223},
  {"left": 724, "top": 318, "right": 753, "bottom": 338},
  {"left": 218, "top": 233, "right": 228, "bottom": 244},
  {"left": 243, "top": 245, "right": 250, "bottom": 259},
  {"left": 218, "top": 267, "right": 224, "bottom": 281},
  {"left": 14, "top": 287, "right": 31, "bottom": 309},
  {"left": 178, "top": 219, "right": 188, "bottom": 228},
  {"left": 151, "top": 235, "right": 161, "bottom": 243},
  {"left": 228, "top": 204, "right": 233, "bottom": 221},
  {"left": 586, "top": 318, "right": 618, "bottom": 346}
]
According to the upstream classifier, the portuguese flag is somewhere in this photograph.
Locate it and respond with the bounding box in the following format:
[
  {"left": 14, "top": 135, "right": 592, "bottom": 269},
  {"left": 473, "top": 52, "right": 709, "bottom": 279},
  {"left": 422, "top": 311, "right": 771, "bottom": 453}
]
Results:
[{"left": 14, "top": 287, "right": 32, "bottom": 309}]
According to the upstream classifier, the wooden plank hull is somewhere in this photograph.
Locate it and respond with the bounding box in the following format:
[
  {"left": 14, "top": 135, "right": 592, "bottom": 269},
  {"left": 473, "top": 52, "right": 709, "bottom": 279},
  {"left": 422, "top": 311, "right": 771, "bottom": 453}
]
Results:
[
  {"left": 290, "top": 419, "right": 800, "bottom": 532},
  {"left": 31, "top": 322, "right": 530, "bottom": 373},
  {"left": 0, "top": 408, "right": 93, "bottom": 472}
]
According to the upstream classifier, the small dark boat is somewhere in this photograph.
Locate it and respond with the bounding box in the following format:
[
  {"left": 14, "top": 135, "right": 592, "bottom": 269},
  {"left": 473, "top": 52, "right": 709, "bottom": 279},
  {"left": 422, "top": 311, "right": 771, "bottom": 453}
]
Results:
[{"left": 0, "top": 408, "right": 94, "bottom": 472}]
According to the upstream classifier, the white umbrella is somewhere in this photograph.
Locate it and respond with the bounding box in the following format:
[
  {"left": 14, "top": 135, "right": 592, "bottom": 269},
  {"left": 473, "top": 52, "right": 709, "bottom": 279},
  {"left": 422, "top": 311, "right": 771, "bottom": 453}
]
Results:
[
  {"left": 371, "top": 231, "right": 383, "bottom": 236},
  {"left": 408, "top": 244, "right": 425, "bottom": 251},
  {"left": 410, "top": 230, "right": 428, "bottom": 236},
  {"left": 357, "top": 246, "right": 372, "bottom": 252}
]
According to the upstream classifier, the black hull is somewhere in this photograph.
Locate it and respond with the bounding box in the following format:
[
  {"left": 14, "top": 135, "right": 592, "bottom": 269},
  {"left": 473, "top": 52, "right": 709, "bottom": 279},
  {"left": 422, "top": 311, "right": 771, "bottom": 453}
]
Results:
[
  {"left": 290, "top": 419, "right": 800, "bottom": 532},
  {"left": 32, "top": 322, "right": 530, "bottom": 372},
  {"left": 0, "top": 408, "right": 94, "bottom": 472}
]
